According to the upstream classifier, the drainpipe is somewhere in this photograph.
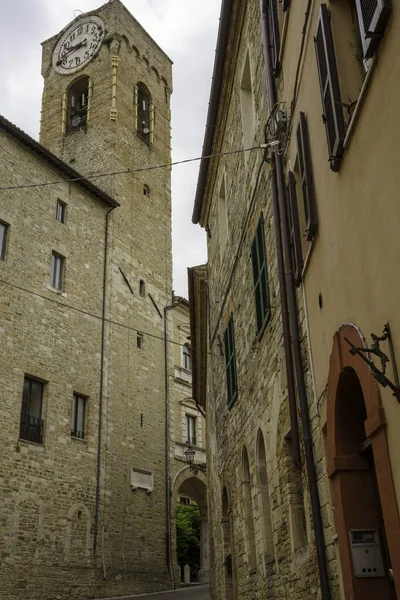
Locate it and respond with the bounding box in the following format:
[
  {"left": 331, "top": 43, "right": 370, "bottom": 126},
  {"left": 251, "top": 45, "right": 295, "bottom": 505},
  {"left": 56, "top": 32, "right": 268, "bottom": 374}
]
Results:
[
  {"left": 94, "top": 205, "right": 117, "bottom": 557},
  {"left": 164, "top": 300, "right": 176, "bottom": 588},
  {"left": 260, "top": 2, "right": 331, "bottom": 598}
]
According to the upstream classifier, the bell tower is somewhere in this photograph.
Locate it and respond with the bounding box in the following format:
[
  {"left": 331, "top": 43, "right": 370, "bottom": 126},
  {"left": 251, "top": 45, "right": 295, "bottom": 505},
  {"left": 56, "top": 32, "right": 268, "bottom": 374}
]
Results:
[{"left": 39, "top": 0, "right": 173, "bottom": 588}]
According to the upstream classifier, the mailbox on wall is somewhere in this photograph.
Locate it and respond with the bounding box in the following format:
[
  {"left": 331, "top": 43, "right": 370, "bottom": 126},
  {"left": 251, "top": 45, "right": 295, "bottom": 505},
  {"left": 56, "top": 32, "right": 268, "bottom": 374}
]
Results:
[{"left": 349, "top": 530, "right": 385, "bottom": 578}]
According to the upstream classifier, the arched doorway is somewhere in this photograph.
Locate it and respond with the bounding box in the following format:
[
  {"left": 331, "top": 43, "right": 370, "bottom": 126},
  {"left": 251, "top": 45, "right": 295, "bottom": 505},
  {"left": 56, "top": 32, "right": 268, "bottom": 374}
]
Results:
[
  {"left": 170, "top": 467, "right": 208, "bottom": 586},
  {"left": 222, "top": 487, "right": 234, "bottom": 600},
  {"left": 327, "top": 325, "right": 400, "bottom": 599}
]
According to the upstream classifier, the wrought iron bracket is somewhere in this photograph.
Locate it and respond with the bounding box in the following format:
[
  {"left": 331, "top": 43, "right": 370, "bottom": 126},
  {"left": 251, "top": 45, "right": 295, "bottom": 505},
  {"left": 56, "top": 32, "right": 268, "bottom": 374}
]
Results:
[
  {"left": 191, "top": 463, "right": 207, "bottom": 475},
  {"left": 344, "top": 323, "right": 400, "bottom": 403}
]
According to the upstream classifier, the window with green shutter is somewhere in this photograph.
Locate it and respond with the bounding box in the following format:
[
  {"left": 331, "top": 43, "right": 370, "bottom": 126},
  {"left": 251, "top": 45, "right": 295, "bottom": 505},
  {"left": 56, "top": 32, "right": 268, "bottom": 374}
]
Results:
[
  {"left": 224, "top": 315, "right": 238, "bottom": 408},
  {"left": 251, "top": 214, "right": 271, "bottom": 337}
]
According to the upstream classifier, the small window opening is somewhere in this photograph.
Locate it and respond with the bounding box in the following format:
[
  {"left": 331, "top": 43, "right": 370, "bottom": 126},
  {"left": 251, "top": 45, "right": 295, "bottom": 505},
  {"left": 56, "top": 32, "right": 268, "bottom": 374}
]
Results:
[
  {"left": 71, "top": 394, "right": 86, "bottom": 439},
  {"left": 137, "top": 333, "right": 143, "bottom": 349},
  {"left": 143, "top": 184, "right": 150, "bottom": 197},
  {"left": 240, "top": 54, "right": 255, "bottom": 152},
  {"left": 139, "top": 280, "right": 146, "bottom": 297},
  {"left": 182, "top": 344, "right": 192, "bottom": 371},
  {"left": 218, "top": 175, "right": 228, "bottom": 254},
  {"left": 50, "top": 252, "right": 65, "bottom": 291},
  {"left": 137, "top": 82, "right": 151, "bottom": 143},
  {"left": 67, "top": 77, "right": 89, "bottom": 134},
  {"left": 185, "top": 414, "right": 197, "bottom": 445},
  {"left": 56, "top": 200, "right": 66, "bottom": 223},
  {"left": 0, "top": 220, "right": 9, "bottom": 260}
]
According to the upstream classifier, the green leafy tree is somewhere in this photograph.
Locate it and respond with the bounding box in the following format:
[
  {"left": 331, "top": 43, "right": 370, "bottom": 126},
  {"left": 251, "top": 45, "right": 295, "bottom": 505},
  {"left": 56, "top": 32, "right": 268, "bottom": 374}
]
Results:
[{"left": 176, "top": 502, "right": 200, "bottom": 568}]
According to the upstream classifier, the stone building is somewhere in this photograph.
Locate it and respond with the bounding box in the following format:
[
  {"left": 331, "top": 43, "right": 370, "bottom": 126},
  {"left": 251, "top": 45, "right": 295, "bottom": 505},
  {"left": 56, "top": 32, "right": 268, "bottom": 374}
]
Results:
[
  {"left": 165, "top": 297, "right": 208, "bottom": 585},
  {"left": 191, "top": 0, "right": 400, "bottom": 599},
  {"left": 0, "top": 1, "right": 179, "bottom": 598}
]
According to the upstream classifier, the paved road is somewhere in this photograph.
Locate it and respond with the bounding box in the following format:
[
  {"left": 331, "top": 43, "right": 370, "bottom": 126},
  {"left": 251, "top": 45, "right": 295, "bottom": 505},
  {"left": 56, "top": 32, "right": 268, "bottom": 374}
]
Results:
[{"left": 99, "top": 584, "right": 211, "bottom": 600}]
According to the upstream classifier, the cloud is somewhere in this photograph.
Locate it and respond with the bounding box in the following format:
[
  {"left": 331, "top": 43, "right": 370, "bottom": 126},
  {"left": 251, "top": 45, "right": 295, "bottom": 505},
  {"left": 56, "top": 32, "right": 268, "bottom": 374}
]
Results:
[{"left": 1, "top": 0, "right": 221, "bottom": 297}]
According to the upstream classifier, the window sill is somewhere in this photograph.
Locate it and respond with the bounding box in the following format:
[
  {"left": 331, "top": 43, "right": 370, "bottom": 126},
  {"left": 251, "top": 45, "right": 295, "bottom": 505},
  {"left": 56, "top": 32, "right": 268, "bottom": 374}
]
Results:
[
  {"left": 47, "top": 285, "right": 67, "bottom": 297},
  {"left": 343, "top": 56, "right": 377, "bottom": 151},
  {"left": 71, "top": 435, "right": 88, "bottom": 443},
  {"left": 18, "top": 438, "right": 44, "bottom": 449}
]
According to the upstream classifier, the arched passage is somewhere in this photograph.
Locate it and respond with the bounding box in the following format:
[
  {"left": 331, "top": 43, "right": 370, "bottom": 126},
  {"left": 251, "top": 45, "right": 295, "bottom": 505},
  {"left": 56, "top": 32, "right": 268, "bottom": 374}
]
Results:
[
  {"left": 327, "top": 325, "right": 400, "bottom": 599},
  {"left": 170, "top": 467, "right": 208, "bottom": 585},
  {"left": 222, "top": 487, "right": 234, "bottom": 600}
]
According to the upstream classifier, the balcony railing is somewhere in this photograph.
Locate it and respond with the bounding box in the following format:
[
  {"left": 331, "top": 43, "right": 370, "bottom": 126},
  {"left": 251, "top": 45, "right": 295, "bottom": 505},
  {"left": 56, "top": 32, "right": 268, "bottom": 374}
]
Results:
[{"left": 19, "top": 415, "right": 44, "bottom": 445}]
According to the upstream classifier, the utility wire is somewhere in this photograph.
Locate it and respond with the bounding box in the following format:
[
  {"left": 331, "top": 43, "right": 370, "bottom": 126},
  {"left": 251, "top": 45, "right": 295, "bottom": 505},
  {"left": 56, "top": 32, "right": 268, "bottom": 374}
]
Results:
[
  {"left": 0, "top": 145, "right": 264, "bottom": 192},
  {"left": 0, "top": 277, "right": 195, "bottom": 351}
]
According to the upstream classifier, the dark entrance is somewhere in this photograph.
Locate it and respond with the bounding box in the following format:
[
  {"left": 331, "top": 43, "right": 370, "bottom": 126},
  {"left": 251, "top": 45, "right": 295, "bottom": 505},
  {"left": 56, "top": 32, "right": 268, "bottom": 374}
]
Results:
[{"left": 327, "top": 326, "right": 400, "bottom": 599}]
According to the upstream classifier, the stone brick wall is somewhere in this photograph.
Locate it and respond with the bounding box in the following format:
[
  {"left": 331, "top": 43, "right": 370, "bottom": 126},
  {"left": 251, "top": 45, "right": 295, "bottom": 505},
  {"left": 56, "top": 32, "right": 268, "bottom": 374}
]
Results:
[
  {"left": 0, "top": 1, "right": 175, "bottom": 598},
  {"left": 196, "top": 1, "right": 342, "bottom": 599}
]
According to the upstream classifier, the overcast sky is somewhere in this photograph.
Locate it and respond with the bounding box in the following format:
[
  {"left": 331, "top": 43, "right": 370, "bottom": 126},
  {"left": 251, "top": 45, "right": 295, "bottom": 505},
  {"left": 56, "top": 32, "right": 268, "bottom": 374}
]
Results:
[{"left": 0, "top": 0, "right": 221, "bottom": 297}]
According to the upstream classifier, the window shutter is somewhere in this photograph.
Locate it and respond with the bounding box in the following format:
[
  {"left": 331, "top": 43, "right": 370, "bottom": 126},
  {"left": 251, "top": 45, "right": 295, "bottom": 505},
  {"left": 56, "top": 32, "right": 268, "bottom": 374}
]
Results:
[
  {"left": 134, "top": 85, "right": 138, "bottom": 131},
  {"left": 355, "top": 0, "right": 391, "bottom": 58},
  {"left": 268, "top": 0, "right": 281, "bottom": 75},
  {"left": 224, "top": 316, "right": 238, "bottom": 408},
  {"left": 314, "top": 4, "right": 346, "bottom": 172},
  {"left": 287, "top": 172, "right": 304, "bottom": 286},
  {"left": 296, "top": 112, "right": 318, "bottom": 241},
  {"left": 251, "top": 213, "right": 271, "bottom": 334}
]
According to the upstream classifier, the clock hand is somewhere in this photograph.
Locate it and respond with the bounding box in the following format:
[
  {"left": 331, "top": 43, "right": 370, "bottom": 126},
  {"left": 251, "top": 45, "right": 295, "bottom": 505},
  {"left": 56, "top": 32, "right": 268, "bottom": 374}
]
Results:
[{"left": 56, "top": 39, "right": 88, "bottom": 65}]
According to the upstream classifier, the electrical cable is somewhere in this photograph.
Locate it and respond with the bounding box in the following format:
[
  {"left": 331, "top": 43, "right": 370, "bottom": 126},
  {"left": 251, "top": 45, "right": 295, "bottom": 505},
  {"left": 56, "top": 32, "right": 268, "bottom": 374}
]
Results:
[
  {"left": 0, "top": 277, "right": 197, "bottom": 351},
  {"left": 0, "top": 145, "right": 265, "bottom": 192}
]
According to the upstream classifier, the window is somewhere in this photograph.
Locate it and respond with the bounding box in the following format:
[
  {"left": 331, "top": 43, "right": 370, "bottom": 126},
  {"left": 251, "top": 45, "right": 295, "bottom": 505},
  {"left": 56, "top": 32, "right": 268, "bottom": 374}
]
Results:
[
  {"left": 242, "top": 447, "right": 257, "bottom": 571},
  {"left": 251, "top": 214, "right": 271, "bottom": 336},
  {"left": 50, "top": 252, "right": 65, "bottom": 290},
  {"left": 182, "top": 344, "right": 191, "bottom": 371},
  {"left": 240, "top": 54, "right": 255, "bottom": 151},
  {"left": 286, "top": 172, "right": 304, "bottom": 287},
  {"left": 355, "top": 0, "right": 391, "bottom": 58},
  {"left": 56, "top": 200, "right": 66, "bottom": 223},
  {"left": 71, "top": 394, "right": 86, "bottom": 439},
  {"left": 20, "top": 377, "right": 44, "bottom": 444},
  {"left": 136, "top": 82, "right": 151, "bottom": 143},
  {"left": 0, "top": 220, "right": 9, "bottom": 260},
  {"left": 180, "top": 496, "right": 191, "bottom": 506},
  {"left": 296, "top": 113, "right": 317, "bottom": 240},
  {"left": 257, "top": 431, "right": 274, "bottom": 557},
  {"left": 218, "top": 175, "right": 228, "bottom": 254},
  {"left": 139, "top": 279, "right": 146, "bottom": 297},
  {"left": 143, "top": 184, "right": 150, "bottom": 197},
  {"left": 185, "top": 415, "right": 197, "bottom": 445},
  {"left": 137, "top": 333, "right": 143, "bottom": 349},
  {"left": 314, "top": 5, "right": 346, "bottom": 172},
  {"left": 224, "top": 315, "right": 238, "bottom": 408},
  {"left": 67, "top": 77, "right": 89, "bottom": 134}
]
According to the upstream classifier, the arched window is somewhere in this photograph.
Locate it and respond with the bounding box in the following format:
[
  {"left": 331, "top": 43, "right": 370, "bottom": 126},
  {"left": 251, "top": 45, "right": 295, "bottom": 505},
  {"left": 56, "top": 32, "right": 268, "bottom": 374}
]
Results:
[
  {"left": 182, "top": 344, "right": 191, "bottom": 371},
  {"left": 67, "top": 77, "right": 89, "bottom": 134},
  {"left": 257, "top": 431, "right": 274, "bottom": 557},
  {"left": 136, "top": 82, "right": 151, "bottom": 143},
  {"left": 242, "top": 446, "right": 257, "bottom": 571}
]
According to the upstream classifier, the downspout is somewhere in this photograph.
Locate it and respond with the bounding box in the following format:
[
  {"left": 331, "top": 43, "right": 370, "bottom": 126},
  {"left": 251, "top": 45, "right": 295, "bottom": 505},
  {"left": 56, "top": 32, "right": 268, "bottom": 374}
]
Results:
[
  {"left": 260, "top": 2, "right": 331, "bottom": 599},
  {"left": 94, "top": 205, "right": 117, "bottom": 557},
  {"left": 164, "top": 301, "right": 176, "bottom": 589}
]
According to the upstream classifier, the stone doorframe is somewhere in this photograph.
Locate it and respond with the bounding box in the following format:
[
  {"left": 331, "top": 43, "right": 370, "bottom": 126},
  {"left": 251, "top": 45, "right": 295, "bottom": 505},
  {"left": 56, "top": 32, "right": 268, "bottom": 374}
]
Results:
[{"left": 327, "top": 324, "right": 400, "bottom": 598}]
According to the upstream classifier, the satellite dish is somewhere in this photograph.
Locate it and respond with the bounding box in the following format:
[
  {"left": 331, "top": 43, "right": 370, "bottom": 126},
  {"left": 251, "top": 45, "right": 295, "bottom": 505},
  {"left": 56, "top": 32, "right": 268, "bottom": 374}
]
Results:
[
  {"left": 143, "top": 127, "right": 150, "bottom": 134},
  {"left": 72, "top": 115, "right": 82, "bottom": 127}
]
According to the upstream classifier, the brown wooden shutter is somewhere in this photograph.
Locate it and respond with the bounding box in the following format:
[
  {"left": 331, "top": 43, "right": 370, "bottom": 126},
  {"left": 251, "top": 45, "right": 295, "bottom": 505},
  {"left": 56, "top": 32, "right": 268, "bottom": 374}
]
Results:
[
  {"left": 355, "top": 0, "right": 391, "bottom": 58},
  {"left": 287, "top": 172, "right": 304, "bottom": 286},
  {"left": 268, "top": 0, "right": 281, "bottom": 75},
  {"left": 314, "top": 4, "right": 346, "bottom": 172},
  {"left": 296, "top": 112, "right": 317, "bottom": 241}
]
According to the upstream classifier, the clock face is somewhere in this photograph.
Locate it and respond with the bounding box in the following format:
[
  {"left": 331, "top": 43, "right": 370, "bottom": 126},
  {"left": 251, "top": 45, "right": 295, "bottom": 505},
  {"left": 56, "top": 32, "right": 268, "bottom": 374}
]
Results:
[{"left": 52, "top": 16, "right": 105, "bottom": 75}]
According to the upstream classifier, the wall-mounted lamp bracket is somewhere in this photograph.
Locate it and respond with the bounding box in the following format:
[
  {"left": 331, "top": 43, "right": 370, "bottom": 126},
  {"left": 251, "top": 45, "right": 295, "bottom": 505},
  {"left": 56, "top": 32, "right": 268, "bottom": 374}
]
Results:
[{"left": 344, "top": 323, "right": 400, "bottom": 402}]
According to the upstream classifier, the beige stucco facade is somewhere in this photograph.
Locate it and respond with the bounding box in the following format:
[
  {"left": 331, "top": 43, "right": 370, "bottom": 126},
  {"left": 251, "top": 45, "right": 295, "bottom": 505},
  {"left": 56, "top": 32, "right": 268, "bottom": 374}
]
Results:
[{"left": 0, "top": 1, "right": 177, "bottom": 598}]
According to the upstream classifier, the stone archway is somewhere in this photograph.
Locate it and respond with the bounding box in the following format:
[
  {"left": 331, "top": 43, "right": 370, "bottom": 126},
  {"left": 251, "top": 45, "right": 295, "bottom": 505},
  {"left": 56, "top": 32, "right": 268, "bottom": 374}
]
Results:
[
  {"left": 327, "top": 325, "right": 400, "bottom": 599},
  {"left": 170, "top": 466, "right": 208, "bottom": 586}
]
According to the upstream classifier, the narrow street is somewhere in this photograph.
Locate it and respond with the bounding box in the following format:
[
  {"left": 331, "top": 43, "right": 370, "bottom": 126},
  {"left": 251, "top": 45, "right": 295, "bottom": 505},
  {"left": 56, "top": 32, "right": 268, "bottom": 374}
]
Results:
[{"left": 98, "top": 584, "right": 211, "bottom": 600}]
